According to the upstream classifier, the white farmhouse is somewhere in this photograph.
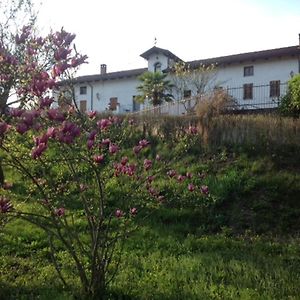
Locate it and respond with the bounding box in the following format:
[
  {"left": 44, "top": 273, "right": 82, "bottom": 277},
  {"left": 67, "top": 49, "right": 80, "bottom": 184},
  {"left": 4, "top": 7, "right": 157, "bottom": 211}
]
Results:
[{"left": 66, "top": 37, "right": 300, "bottom": 113}]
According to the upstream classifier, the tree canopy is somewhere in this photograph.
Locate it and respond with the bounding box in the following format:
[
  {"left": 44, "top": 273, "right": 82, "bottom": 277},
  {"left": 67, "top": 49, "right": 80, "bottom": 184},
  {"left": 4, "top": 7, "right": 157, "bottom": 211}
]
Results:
[{"left": 136, "top": 71, "right": 174, "bottom": 107}]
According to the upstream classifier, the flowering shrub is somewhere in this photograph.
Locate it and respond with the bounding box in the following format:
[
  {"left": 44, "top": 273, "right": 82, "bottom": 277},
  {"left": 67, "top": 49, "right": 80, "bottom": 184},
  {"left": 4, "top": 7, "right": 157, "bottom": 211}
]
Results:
[{"left": 0, "top": 14, "right": 213, "bottom": 300}]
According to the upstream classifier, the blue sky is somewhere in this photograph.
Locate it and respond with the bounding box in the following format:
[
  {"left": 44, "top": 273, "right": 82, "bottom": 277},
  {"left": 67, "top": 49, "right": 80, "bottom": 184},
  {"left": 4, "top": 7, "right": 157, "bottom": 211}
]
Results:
[{"left": 33, "top": 0, "right": 300, "bottom": 76}]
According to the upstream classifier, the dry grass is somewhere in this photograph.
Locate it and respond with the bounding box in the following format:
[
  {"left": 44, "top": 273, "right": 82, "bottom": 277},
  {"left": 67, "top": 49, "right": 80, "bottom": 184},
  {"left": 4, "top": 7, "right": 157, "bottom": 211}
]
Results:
[{"left": 196, "top": 89, "right": 237, "bottom": 120}]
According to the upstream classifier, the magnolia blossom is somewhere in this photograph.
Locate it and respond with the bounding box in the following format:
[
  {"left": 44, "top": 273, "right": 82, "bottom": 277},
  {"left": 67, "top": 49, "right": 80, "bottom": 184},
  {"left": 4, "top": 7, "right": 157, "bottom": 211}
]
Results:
[
  {"left": 121, "top": 156, "right": 129, "bottom": 166},
  {"left": 139, "top": 139, "right": 150, "bottom": 148},
  {"left": 97, "top": 119, "right": 111, "bottom": 130},
  {"left": 46, "top": 127, "right": 56, "bottom": 139},
  {"left": 87, "top": 111, "right": 97, "bottom": 119},
  {"left": 109, "top": 143, "right": 119, "bottom": 154},
  {"left": 87, "top": 139, "right": 94, "bottom": 150},
  {"left": 55, "top": 207, "right": 65, "bottom": 217},
  {"left": 167, "top": 169, "right": 177, "bottom": 178},
  {"left": 188, "top": 126, "right": 198, "bottom": 135},
  {"left": 200, "top": 185, "right": 209, "bottom": 195},
  {"left": 130, "top": 207, "right": 138, "bottom": 216},
  {"left": 101, "top": 138, "right": 111, "bottom": 147},
  {"left": 188, "top": 183, "right": 195, "bottom": 192},
  {"left": 31, "top": 143, "right": 47, "bottom": 159},
  {"left": 0, "top": 196, "right": 13, "bottom": 213},
  {"left": 144, "top": 159, "right": 152, "bottom": 171},
  {"left": 133, "top": 145, "right": 142, "bottom": 155},
  {"left": 115, "top": 209, "right": 124, "bottom": 218},
  {"left": 177, "top": 175, "right": 186, "bottom": 182},
  {"left": 93, "top": 154, "right": 104, "bottom": 164},
  {"left": 186, "top": 172, "right": 193, "bottom": 179}
]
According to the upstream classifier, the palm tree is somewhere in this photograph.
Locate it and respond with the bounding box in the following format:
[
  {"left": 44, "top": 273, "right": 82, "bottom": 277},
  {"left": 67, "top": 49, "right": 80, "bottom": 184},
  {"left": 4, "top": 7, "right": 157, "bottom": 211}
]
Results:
[{"left": 136, "top": 71, "right": 174, "bottom": 106}]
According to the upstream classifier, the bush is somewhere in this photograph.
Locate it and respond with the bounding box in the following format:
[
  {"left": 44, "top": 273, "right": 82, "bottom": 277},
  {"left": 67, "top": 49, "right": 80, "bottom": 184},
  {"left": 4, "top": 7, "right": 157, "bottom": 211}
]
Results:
[
  {"left": 279, "top": 74, "right": 300, "bottom": 117},
  {"left": 196, "top": 89, "right": 237, "bottom": 120}
]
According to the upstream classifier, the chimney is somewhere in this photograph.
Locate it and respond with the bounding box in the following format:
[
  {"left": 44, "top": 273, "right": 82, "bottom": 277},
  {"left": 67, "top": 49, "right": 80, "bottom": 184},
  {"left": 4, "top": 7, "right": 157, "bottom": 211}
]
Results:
[{"left": 101, "top": 64, "right": 107, "bottom": 75}]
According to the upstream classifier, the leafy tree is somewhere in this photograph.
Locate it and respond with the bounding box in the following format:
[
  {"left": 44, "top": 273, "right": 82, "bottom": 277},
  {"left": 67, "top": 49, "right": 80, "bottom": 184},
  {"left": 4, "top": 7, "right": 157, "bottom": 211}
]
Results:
[
  {"left": 280, "top": 74, "right": 300, "bottom": 117},
  {"left": 136, "top": 71, "right": 174, "bottom": 107}
]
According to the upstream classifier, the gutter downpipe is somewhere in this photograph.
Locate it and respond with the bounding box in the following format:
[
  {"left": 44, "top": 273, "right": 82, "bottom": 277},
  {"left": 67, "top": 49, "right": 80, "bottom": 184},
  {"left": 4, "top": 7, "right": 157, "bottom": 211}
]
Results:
[{"left": 87, "top": 82, "right": 94, "bottom": 111}]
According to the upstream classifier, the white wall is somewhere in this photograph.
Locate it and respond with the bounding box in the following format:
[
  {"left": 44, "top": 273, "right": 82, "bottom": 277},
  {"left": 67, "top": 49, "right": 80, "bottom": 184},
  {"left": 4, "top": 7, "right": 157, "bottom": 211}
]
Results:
[
  {"left": 216, "top": 57, "right": 298, "bottom": 87},
  {"left": 75, "top": 77, "right": 140, "bottom": 113},
  {"left": 147, "top": 53, "right": 169, "bottom": 72},
  {"left": 71, "top": 56, "right": 299, "bottom": 113}
]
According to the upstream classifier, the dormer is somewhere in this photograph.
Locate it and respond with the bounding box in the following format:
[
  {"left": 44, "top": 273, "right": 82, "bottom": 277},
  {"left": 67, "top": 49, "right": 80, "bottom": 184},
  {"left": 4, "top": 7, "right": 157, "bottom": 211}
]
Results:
[{"left": 140, "top": 46, "right": 182, "bottom": 72}]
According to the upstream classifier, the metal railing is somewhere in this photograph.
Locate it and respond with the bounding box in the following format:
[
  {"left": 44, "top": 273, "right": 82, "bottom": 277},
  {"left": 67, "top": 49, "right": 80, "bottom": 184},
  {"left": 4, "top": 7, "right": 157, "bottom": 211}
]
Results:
[{"left": 131, "top": 83, "right": 288, "bottom": 116}]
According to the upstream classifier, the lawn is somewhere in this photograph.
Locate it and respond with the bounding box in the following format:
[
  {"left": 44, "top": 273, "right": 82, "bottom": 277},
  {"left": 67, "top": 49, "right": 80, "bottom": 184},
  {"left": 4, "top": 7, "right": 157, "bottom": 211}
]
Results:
[{"left": 1, "top": 146, "right": 299, "bottom": 299}]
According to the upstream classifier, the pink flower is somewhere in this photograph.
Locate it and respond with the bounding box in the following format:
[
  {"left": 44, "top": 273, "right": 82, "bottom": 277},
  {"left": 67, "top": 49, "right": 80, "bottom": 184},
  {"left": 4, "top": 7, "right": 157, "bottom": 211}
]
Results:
[
  {"left": 109, "top": 143, "right": 119, "bottom": 154},
  {"left": 115, "top": 209, "right": 124, "bottom": 218},
  {"left": 139, "top": 139, "right": 150, "bottom": 148},
  {"left": 88, "top": 130, "right": 97, "bottom": 141},
  {"left": 39, "top": 96, "right": 54, "bottom": 109},
  {"left": 46, "top": 127, "right": 56, "bottom": 139},
  {"left": 188, "top": 126, "right": 198, "bottom": 135},
  {"left": 144, "top": 159, "right": 152, "bottom": 171},
  {"left": 200, "top": 185, "right": 209, "bottom": 195},
  {"left": 87, "top": 111, "right": 97, "bottom": 119},
  {"left": 87, "top": 139, "right": 94, "bottom": 150},
  {"left": 186, "top": 172, "right": 193, "bottom": 179},
  {"left": 16, "top": 123, "right": 28, "bottom": 134},
  {"left": 188, "top": 183, "right": 195, "bottom": 192},
  {"left": 101, "top": 138, "right": 111, "bottom": 147},
  {"left": 34, "top": 134, "right": 48, "bottom": 146},
  {"left": 133, "top": 145, "right": 143, "bottom": 155},
  {"left": 167, "top": 170, "right": 176, "bottom": 178},
  {"left": 31, "top": 143, "right": 47, "bottom": 159},
  {"left": 155, "top": 154, "right": 161, "bottom": 161},
  {"left": 9, "top": 108, "right": 24, "bottom": 117},
  {"left": 55, "top": 207, "right": 65, "bottom": 217},
  {"left": 0, "top": 196, "right": 13, "bottom": 213},
  {"left": 177, "top": 175, "right": 186, "bottom": 182},
  {"left": 130, "top": 207, "right": 138, "bottom": 216},
  {"left": 47, "top": 109, "right": 65, "bottom": 122},
  {"left": 97, "top": 119, "right": 111, "bottom": 130},
  {"left": 93, "top": 154, "right": 104, "bottom": 164},
  {"left": 121, "top": 156, "right": 129, "bottom": 166}
]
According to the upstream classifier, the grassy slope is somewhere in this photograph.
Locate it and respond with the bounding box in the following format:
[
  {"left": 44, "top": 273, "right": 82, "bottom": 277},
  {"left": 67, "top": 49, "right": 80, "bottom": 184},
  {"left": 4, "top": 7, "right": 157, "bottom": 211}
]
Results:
[{"left": 0, "top": 149, "right": 300, "bottom": 299}]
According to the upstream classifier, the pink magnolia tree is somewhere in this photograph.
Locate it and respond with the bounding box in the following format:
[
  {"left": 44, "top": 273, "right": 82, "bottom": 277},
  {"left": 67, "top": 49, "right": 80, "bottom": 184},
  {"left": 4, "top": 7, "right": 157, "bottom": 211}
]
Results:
[{"left": 0, "top": 2, "right": 212, "bottom": 298}]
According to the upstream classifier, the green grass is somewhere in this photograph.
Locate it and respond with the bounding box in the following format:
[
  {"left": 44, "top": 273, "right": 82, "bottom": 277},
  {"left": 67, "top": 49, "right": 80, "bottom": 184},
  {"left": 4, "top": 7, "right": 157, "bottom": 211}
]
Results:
[
  {"left": 1, "top": 216, "right": 299, "bottom": 299},
  {"left": 1, "top": 139, "right": 300, "bottom": 299}
]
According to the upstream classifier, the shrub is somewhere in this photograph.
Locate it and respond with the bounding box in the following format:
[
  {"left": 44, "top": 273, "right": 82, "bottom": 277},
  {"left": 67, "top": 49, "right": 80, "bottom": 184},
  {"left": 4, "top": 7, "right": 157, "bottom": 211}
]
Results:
[
  {"left": 279, "top": 74, "right": 300, "bottom": 117},
  {"left": 196, "top": 89, "right": 238, "bottom": 121}
]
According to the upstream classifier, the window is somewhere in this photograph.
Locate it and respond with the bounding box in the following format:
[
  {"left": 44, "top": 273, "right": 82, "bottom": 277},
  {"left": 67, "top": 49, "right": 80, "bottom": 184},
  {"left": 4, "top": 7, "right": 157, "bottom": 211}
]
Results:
[
  {"left": 109, "top": 97, "right": 118, "bottom": 111},
  {"left": 79, "top": 100, "right": 87, "bottom": 112},
  {"left": 154, "top": 62, "right": 161, "bottom": 72},
  {"left": 80, "top": 86, "right": 87, "bottom": 95},
  {"left": 270, "top": 80, "right": 280, "bottom": 98},
  {"left": 243, "top": 84, "right": 253, "bottom": 100},
  {"left": 183, "top": 90, "right": 191, "bottom": 98},
  {"left": 244, "top": 66, "right": 254, "bottom": 77},
  {"left": 132, "top": 96, "right": 140, "bottom": 112}
]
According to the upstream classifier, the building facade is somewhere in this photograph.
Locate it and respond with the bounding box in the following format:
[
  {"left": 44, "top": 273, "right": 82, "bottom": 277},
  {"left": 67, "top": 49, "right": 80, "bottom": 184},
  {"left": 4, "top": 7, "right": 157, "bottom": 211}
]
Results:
[{"left": 64, "top": 38, "right": 300, "bottom": 113}]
